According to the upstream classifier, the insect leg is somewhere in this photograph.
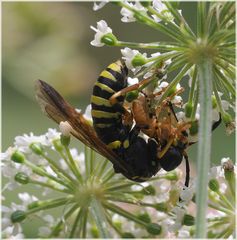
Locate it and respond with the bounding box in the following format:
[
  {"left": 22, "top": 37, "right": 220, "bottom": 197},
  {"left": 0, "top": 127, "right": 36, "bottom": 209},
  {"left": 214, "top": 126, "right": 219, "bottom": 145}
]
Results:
[{"left": 183, "top": 151, "right": 190, "bottom": 187}]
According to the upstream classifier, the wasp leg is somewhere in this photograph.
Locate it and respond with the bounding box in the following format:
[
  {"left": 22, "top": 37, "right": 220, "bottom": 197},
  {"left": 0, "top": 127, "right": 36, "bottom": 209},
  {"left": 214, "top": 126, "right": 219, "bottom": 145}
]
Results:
[
  {"left": 157, "top": 137, "right": 175, "bottom": 159},
  {"left": 183, "top": 151, "right": 190, "bottom": 187},
  {"left": 109, "top": 76, "right": 154, "bottom": 105}
]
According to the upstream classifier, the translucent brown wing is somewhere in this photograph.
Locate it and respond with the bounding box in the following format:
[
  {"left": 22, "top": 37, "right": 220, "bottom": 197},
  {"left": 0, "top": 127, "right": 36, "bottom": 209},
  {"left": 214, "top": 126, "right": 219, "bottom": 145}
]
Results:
[{"left": 35, "top": 80, "right": 130, "bottom": 175}]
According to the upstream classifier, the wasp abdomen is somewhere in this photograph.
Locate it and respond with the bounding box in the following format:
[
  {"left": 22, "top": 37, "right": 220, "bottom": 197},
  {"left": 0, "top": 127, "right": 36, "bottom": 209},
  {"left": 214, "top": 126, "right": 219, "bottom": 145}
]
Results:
[{"left": 91, "top": 60, "right": 128, "bottom": 148}]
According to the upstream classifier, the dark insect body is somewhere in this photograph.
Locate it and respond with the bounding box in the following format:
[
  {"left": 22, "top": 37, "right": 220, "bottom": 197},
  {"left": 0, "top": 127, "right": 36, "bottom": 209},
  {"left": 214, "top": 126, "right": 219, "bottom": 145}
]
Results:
[{"left": 35, "top": 59, "right": 221, "bottom": 185}]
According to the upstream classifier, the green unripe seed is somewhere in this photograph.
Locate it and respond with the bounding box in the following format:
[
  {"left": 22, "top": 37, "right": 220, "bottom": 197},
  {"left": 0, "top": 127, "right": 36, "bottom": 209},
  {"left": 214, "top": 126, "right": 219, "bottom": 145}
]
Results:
[
  {"left": 60, "top": 134, "right": 70, "bottom": 147},
  {"left": 137, "top": 212, "right": 151, "bottom": 223},
  {"left": 185, "top": 102, "right": 193, "bottom": 118},
  {"left": 11, "top": 151, "right": 25, "bottom": 163},
  {"left": 11, "top": 210, "right": 26, "bottom": 223},
  {"left": 15, "top": 172, "right": 29, "bottom": 184},
  {"left": 208, "top": 179, "right": 220, "bottom": 192},
  {"left": 90, "top": 225, "right": 99, "bottom": 238},
  {"left": 132, "top": 54, "right": 147, "bottom": 67},
  {"left": 101, "top": 33, "right": 117, "bottom": 46},
  {"left": 154, "top": 202, "right": 168, "bottom": 212},
  {"left": 53, "top": 139, "right": 64, "bottom": 151},
  {"left": 146, "top": 223, "right": 162, "bottom": 235},
  {"left": 222, "top": 112, "right": 232, "bottom": 124},
  {"left": 189, "top": 121, "right": 199, "bottom": 135},
  {"left": 141, "top": 185, "right": 156, "bottom": 195},
  {"left": 211, "top": 95, "right": 217, "bottom": 109},
  {"left": 183, "top": 214, "right": 195, "bottom": 226},
  {"left": 122, "top": 232, "right": 135, "bottom": 238},
  {"left": 126, "top": 90, "right": 139, "bottom": 102},
  {"left": 30, "top": 143, "right": 43, "bottom": 155},
  {"left": 165, "top": 170, "right": 179, "bottom": 181},
  {"left": 140, "top": 1, "right": 151, "bottom": 7}
]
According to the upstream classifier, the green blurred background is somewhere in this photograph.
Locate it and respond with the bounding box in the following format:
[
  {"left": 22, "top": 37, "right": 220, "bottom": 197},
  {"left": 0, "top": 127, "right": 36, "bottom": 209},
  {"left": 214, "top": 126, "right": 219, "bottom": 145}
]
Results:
[{"left": 2, "top": 1, "right": 235, "bottom": 237}]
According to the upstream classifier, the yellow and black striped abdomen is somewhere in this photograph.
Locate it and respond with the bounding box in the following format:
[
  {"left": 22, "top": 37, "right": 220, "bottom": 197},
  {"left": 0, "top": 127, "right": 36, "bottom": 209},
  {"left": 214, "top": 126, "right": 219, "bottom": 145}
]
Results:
[{"left": 91, "top": 60, "right": 128, "bottom": 146}]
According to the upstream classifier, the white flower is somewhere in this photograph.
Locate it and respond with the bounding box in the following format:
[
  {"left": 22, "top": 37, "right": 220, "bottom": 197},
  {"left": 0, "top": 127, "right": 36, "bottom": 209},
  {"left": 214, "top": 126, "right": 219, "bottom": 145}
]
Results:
[
  {"left": 93, "top": 0, "right": 109, "bottom": 11},
  {"left": 121, "top": 1, "right": 147, "bottom": 23},
  {"left": 83, "top": 104, "right": 93, "bottom": 122},
  {"left": 152, "top": 0, "right": 174, "bottom": 23},
  {"left": 127, "top": 77, "right": 139, "bottom": 86},
  {"left": 180, "top": 181, "right": 195, "bottom": 203},
  {"left": 121, "top": 47, "right": 147, "bottom": 73},
  {"left": 178, "top": 229, "right": 190, "bottom": 238},
  {"left": 38, "top": 214, "right": 55, "bottom": 237},
  {"left": 45, "top": 128, "right": 61, "bottom": 143},
  {"left": 171, "top": 95, "right": 183, "bottom": 107},
  {"left": 209, "top": 165, "right": 224, "bottom": 179},
  {"left": 90, "top": 20, "right": 113, "bottom": 47},
  {"left": 170, "top": 206, "right": 186, "bottom": 232}
]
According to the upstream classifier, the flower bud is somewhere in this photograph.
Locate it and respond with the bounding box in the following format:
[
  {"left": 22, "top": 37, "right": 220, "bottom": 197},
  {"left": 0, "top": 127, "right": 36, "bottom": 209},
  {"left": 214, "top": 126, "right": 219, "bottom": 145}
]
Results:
[
  {"left": 15, "top": 172, "right": 29, "bottom": 184},
  {"left": 27, "top": 200, "right": 41, "bottom": 209},
  {"left": 11, "top": 150, "right": 25, "bottom": 163},
  {"left": 60, "top": 135, "right": 70, "bottom": 147},
  {"left": 29, "top": 143, "right": 43, "bottom": 155},
  {"left": 184, "top": 102, "right": 193, "bottom": 118},
  {"left": 137, "top": 212, "right": 151, "bottom": 223},
  {"left": 208, "top": 179, "right": 220, "bottom": 192},
  {"left": 164, "top": 170, "right": 179, "bottom": 181},
  {"left": 131, "top": 54, "right": 147, "bottom": 67},
  {"left": 146, "top": 223, "right": 162, "bottom": 235},
  {"left": 90, "top": 225, "right": 99, "bottom": 238},
  {"left": 101, "top": 33, "right": 117, "bottom": 46},
  {"left": 211, "top": 95, "right": 217, "bottom": 109},
  {"left": 140, "top": 1, "right": 151, "bottom": 7},
  {"left": 141, "top": 185, "right": 156, "bottom": 195},
  {"left": 222, "top": 112, "right": 232, "bottom": 124},
  {"left": 11, "top": 210, "right": 26, "bottom": 223},
  {"left": 126, "top": 90, "right": 139, "bottom": 102},
  {"left": 154, "top": 202, "right": 168, "bottom": 212},
  {"left": 189, "top": 121, "right": 199, "bottom": 135},
  {"left": 122, "top": 232, "right": 135, "bottom": 238},
  {"left": 183, "top": 214, "right": 195, "bottom": 226},
  {"left": 53, "top": 139, "right": 64, "bottom": 152}
]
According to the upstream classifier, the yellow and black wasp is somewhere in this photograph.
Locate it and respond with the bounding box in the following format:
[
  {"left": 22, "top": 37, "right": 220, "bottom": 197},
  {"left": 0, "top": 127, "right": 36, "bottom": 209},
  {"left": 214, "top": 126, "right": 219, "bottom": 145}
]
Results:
[{"left": 35, "top": 59, "right": 221, "bottom": 186}]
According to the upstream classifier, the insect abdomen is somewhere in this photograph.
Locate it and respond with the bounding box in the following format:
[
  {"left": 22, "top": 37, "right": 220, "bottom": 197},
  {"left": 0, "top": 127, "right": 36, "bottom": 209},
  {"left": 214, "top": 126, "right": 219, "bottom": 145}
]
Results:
[{"left": 91, "top": 60, "right": 128, "bottom": 146}]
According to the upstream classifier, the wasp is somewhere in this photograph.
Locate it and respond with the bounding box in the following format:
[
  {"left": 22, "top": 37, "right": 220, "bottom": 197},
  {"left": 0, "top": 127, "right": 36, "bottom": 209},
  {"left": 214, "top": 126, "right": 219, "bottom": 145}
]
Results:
[{"left": 35, "top": 60, "right": 221, "bottom": 186}]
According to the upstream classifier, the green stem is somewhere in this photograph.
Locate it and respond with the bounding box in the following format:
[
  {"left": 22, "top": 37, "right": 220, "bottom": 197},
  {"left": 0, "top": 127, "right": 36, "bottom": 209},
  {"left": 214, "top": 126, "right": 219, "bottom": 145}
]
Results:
[
  {"left": 116, "top": 40, "right": 186, "bottom": 51},
  {"left": 69, "top": 208, "right": 82, "bottom": 238},
  {"left": 65, "top": 146, "right": 83, "bottom": 183},
  {"left": 50, "top": 204, "right": 79, "bottom": 237},
  {"left": 90, "top": 198, "right": 111, "bottom": 238},
  {"left": 29, "top": 179, "right": 73, "bottom": 194},
  {"left": 195, "top": 59, "right": 213, "bottom": 238},
  {"left": 90, "top": 149, "right": 95, "bottom": 175}
]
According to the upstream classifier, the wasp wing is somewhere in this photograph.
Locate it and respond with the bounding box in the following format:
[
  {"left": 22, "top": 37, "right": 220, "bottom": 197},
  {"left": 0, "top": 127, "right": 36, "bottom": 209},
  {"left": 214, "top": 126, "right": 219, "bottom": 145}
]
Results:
[{"left": 35, "top": 79, "right": 130, "bottom": 175}]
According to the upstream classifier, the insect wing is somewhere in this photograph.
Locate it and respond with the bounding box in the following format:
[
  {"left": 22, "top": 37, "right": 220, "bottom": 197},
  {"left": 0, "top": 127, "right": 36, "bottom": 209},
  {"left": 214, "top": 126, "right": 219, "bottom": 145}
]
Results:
[{"left": 35, "top": 80, "right": 129, "bottom": 174}]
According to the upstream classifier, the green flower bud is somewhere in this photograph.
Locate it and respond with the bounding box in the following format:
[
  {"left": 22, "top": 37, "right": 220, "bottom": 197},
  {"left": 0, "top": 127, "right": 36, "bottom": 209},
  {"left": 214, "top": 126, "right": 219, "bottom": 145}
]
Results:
[
  {"left": 211, "top": 95, "right": 217, "bottom": 109},
  {"left": 53, "top": 139, "right": 64, "bottom": 152},
  {"left": 101, "top": 33, "right": 117, "bottom": 46},
  {"left": 146, "top": 223, "right": 162, "bottom": 235},
  {"left": 132, "top": 54, "right": 147, "bottom": 67},
  {"left": 15, "top": 172, "right": 29, "bottom": 184},
  {"left": 137, "top": 212, "right": 151, "bottom": 223},
  {"left": 11, "top": 210, "right": 26, "bottom": 223},
  {"left": 90, "top": 225, "right": 99, "bottom": 238},
  {"left": 164, "top": 170, "right": 179, "bottom": 181},
  {"left": 11, "top": 151, "right": 25, "bottom": 163},
  {"left": 183, "top": 214, "right": 195, "bottom": 226},
  {"left": 27, "top": 200, "right": 41, "bottom": 209},
  {"left": 208, "top": 179, "right": 220, "bottom": 192},
  {"left": 222, "top": 112, "right": 232, "bottom": 124},
  {"left": 140, "top": 1, "right": 151, "bottom": 7},
  {"left": 60, "top": 134, "right": 70, "bottom": 147},
  {"left": 126, "top": 90, "right": 139, "bottom": 102},
  {"left": 154, "top": 202, "right": 168, "bottom": 212},
  {"left": 29, "top": 143, "right": 43, "bottom": 155},
  {"left": 184, "top": 102, "right": 193, "bottom": 118},
  {"left": 189, "top": 121, "right": 199, "bottom": 135},
  {"left": 122, "top": 232, "right": 135, "bottom": 238},
  {"left": 141, "top": 185, "right": 156, "bottom": 195}
]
